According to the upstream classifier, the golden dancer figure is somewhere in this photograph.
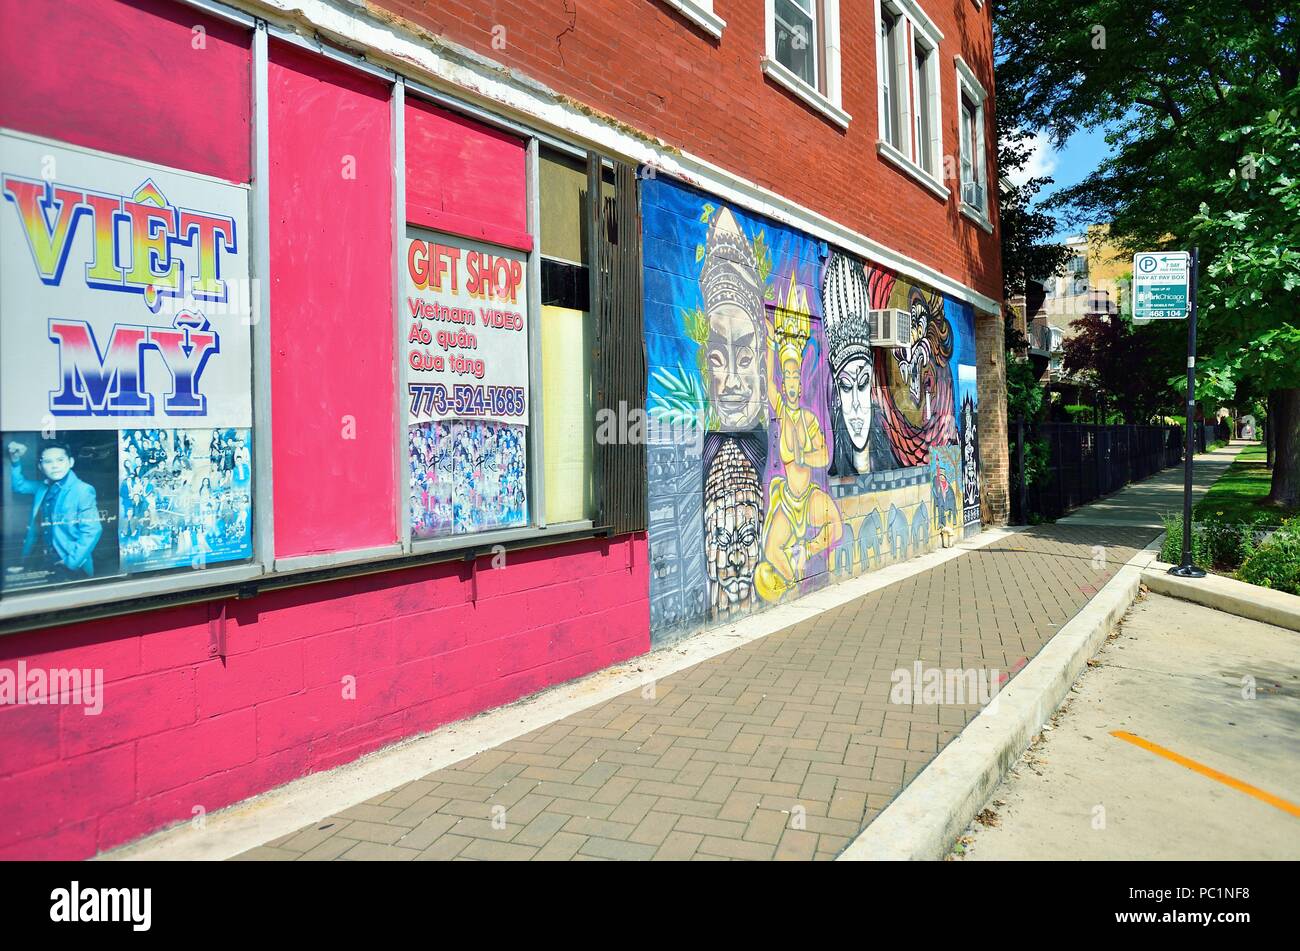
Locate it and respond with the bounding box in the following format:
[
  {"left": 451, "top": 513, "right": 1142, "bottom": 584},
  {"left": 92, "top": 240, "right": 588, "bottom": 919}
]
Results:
[{"left": 754, "top": 275, "right": 842, "bottom": 603}]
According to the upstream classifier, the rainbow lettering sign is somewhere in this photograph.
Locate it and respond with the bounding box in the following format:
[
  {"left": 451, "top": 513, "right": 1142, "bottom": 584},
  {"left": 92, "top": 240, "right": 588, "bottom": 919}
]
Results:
[{"left": 0, "top": 131, "right": 252, "bottom": 431}]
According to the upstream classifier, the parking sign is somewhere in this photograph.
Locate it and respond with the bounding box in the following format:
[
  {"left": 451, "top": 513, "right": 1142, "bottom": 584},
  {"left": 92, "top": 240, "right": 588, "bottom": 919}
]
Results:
[{"left": 1133, "top": 252, "right": 1191, "bottom": 319}]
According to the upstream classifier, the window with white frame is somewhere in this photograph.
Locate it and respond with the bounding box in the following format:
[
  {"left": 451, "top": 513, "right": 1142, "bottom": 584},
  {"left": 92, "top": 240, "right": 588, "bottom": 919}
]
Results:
[
  {"left": 955, "top": 56, "right": 989, "bottom": 217},
  {"left": 875, "top": 1, "right": 944, "bottom": 186},
  {"left": 775, "top": 0, "right": 818, "bottom": 89},
  {"left": 912, "top": 39, "right": 935, "bottom": 172},
  {"left": 879, "top": 8, "right": 904, "bottom": 149},
  {"left": 763, "top": 0, "right": 847, "bottom": 126}
]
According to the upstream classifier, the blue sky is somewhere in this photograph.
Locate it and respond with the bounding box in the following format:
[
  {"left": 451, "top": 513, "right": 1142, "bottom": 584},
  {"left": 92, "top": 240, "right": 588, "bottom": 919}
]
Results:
[{"left": 1009, "top": 124, "right": 1117, "bottom": 239}]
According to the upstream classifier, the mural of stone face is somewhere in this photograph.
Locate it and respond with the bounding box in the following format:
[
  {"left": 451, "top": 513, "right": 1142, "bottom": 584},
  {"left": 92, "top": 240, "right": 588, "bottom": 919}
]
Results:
[
  {"left": 700, "top": 208, "right": 765, "bottom": 430},
  {"left": 703, "top": 435, "right": 763, "bottom": 618}
]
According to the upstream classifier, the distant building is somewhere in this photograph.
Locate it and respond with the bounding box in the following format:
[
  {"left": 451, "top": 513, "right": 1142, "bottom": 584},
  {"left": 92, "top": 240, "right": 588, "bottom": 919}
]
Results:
[{"left": 1020, "top": 227, "right": 1128, "bottom": 411}]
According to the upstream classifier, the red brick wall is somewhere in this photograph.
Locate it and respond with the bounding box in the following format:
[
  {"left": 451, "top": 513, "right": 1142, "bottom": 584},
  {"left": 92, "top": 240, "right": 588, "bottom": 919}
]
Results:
[{"left": 372, "top": 0, "right": 1002, "bottom": 302}]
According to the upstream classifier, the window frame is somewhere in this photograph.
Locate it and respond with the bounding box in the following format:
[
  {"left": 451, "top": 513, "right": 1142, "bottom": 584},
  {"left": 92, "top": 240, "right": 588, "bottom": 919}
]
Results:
[
  {"left": 955, "top": 54, "right": 992, "bottom": 231},
  {"left": 762, "top": 0, "right": 850, "bottom": 130},
  {"left": 878, "top": 8, "right": 904, "bottom": 150},
  {"left": 911, "top": 37, "right": 936, "bottom": 174},
  {"left": 874, "top": 0, "right": 947, "bottom": 199},
  {"left": 0, "top": 10, "right": 267, "bottom": 624},
  {"left": 0, "top": 11, "right": 623, "bottom": 632}
]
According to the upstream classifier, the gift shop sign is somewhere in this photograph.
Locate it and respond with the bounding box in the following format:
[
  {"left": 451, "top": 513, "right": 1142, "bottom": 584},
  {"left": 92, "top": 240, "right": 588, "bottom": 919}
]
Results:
[
  {"left": 0, "top": 131, "right": 253, "bottom": 430},
  {"left": 405, "top": 228, "right": 530, "bottom": 426}
]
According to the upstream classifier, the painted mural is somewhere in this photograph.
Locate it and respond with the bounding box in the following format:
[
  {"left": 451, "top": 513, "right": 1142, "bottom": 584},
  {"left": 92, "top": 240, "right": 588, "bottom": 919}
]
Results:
[{"left": 643, "top": 177, "right": 982, "bottom": 641}]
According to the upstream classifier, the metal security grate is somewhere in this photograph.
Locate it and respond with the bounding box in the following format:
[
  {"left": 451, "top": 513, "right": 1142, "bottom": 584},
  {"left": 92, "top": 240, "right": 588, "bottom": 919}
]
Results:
[{"left": 590, "top": 156, "right": 647, "bottom": 536}]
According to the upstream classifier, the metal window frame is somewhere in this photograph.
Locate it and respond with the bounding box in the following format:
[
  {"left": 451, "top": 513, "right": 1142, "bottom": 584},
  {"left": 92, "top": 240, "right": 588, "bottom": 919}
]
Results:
[
  {"left": 0, "top": 0, "right": 617, "bottom": 636},
  {"left": 393, "top": 77, "right": 410, "bottom": 553}
]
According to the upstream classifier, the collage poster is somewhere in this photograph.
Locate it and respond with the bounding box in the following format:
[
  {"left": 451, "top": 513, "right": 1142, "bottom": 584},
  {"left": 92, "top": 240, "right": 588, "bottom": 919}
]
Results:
[
  {"left": 409, "top": 420, "right": 527, "bottom": 538},
  {"left": 118, "top": 429, "right": 253, "bottom": 572}
]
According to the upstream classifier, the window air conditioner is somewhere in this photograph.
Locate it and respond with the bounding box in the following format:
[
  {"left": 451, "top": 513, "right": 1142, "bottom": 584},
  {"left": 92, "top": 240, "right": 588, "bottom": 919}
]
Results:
[{"left": 868, "top": 309, "right": 912, "bottom": 349}]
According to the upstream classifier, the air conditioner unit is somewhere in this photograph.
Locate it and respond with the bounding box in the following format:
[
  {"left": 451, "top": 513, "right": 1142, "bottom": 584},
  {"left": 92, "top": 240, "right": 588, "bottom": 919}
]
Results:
[
  {"left": 962, "top": 180, "right": 986, "bottom": 211},
  {"left": 868, "top": 309, "right": 911, "bottom": 349}
]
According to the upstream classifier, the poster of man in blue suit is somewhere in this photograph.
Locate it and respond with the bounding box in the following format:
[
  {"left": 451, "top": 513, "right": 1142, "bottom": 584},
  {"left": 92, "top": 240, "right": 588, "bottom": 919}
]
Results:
[{"left": 3, "top": 433, "right": 119, "bottom": 593}]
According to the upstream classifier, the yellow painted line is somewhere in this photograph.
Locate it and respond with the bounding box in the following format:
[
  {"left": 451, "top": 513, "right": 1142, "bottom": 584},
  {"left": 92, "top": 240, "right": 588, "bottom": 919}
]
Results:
[{"left": 1110, "top": 731, "right": 1300, "bottom": 819}]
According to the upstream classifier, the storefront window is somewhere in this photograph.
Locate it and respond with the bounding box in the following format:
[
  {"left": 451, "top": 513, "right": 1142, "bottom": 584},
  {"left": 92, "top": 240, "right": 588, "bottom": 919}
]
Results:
[
  {"left": 1, "top": 131, "right": 255, "bottom": 597},
  {"left": 539, "top": 150, "right": 595, "bottom": 525}
]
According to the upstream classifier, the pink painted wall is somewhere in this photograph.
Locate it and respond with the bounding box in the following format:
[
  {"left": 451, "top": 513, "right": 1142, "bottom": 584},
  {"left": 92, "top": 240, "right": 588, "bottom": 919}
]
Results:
[
  {"left": 0, "top": 0, "right": 251, "bottom": 183},
  {"left": 0, "top": 535, "right": 649, "bottom": 859},
  {"left": 268, "top": 42, "right": 398, "bottom": 558},
  {"left": 405, "top": 99, "right": 531, "bottom": 251}
]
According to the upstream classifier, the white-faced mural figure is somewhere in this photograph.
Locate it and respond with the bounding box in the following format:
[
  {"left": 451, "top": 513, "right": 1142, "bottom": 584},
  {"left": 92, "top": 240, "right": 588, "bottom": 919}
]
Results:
[
  {"left": 822, "top": 253, "right": 893, "bottom": 475},
  {"left": 700, "top": 208, "right": 766, "bottom": 431}
]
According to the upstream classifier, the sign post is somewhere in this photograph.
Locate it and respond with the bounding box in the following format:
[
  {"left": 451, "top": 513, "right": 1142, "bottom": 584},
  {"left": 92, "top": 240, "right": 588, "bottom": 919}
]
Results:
[{"left": 1134, "top": 249, "right": 1204, "bottom": 578}]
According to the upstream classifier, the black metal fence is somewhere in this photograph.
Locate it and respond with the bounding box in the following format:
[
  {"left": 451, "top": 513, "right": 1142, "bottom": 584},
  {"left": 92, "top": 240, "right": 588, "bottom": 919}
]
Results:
[{"left": 1011, "top": 421, "right": 1186, "bottom": 523}]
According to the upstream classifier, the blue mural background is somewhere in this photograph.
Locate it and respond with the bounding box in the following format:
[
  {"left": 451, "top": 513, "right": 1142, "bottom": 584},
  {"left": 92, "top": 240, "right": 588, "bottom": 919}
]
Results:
[{"left": 642, "top": 176, "right": 982, "bottom": 642}]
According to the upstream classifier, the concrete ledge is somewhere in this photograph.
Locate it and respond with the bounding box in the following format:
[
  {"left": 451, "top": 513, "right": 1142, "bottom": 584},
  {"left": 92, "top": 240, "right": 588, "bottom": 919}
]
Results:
[
  {"left": 1142, "top": 562, "right": 1300, "bottom": 633},
  {"left": 838, "top": 537, "right": 1163, "bottom": 861}
]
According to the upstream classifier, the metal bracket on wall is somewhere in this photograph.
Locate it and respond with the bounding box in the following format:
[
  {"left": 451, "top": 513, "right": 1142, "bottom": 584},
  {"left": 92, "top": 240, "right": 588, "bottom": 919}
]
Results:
[
  {"left": 207, "top": 601, "right": 229, "bottom": 660},
  {"left": 464, "top": 551, "right": 480, "bottom": 604}
]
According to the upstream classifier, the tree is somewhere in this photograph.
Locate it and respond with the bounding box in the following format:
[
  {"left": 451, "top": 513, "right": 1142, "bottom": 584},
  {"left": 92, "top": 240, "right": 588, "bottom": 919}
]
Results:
[
  {"left": 1194, "top": 90, "right": 1300, "bottom": 505},
  {"left": 996, "top": 108, "right": 1069, "bottom": 423},
  {"left": 998, "top": 125, "right": 1071, "bottom": 307},
  {"left": 994, "top": 1, "right": 1300, "bottom": 501},
  {"left": 1061, "top": 314, "right": 1183, "bottom": 423}
]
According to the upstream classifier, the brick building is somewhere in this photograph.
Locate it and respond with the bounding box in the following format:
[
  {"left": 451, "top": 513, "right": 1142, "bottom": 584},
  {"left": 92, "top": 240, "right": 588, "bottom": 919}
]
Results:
[{"left": 0, "top": 0, "right": 1004, "bottom": 857}]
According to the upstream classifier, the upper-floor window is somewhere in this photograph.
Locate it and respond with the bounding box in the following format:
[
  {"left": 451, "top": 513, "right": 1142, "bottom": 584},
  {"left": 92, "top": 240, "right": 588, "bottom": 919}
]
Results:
[
  {"left": 912, "top": 39, "right": 935, "bottom": 172},
  {"left": 955, "top": 55, "right": 990, "bottom": 226},
  {"left": 879, "top": 10, "right": 904, "bottom": 149},
  {"left": 763, "top": 0, "right": 849, "bottom": 128},
  {"left": 775, "top": 0, "right": 818, "bottom": 89},
  {"left": 874, "top": 1, "right": 946, "bottom": 195}
]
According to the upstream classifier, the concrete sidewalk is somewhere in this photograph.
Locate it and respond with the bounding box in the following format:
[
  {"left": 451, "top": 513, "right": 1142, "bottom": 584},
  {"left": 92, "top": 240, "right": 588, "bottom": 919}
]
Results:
[
  {"left": 144, "top": 447, "right": 1243, "bottom": 861},
  {"left": 955, "top": 591, "right": 1300, "bottom": 860},
  {"left": 1058, "top": 440, "right": 1242, "bottom": 529}
]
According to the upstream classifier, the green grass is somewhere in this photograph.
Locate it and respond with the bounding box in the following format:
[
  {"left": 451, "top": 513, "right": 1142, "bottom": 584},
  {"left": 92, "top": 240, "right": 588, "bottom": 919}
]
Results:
[{"left": 1194, "top": 444, "right": 1297, "bottom": 525}]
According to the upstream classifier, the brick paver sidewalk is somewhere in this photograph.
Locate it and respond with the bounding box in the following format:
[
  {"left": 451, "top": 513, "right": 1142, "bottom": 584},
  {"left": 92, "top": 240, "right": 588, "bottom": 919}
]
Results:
[{"left": 236, "top": 521, "right": 1157, "bottom": 861}]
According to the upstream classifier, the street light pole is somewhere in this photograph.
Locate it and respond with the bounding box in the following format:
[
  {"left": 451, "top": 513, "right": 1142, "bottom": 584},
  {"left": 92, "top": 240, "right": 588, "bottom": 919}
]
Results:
[{"left": 1170, "top": 246, "right": 1206, "bottom": 578}]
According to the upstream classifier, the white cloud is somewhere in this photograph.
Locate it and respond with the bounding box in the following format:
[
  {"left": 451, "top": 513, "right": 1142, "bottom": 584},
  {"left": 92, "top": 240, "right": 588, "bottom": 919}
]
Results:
[{"left": 1005, "top": 131, "right": 1057, "bottom": 187}]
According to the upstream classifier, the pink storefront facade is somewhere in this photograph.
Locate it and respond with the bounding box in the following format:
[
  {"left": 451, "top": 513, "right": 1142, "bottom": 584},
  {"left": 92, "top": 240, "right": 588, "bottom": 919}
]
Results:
[{"left": 0, "top": 0, "right": 648, "bottom": 859}]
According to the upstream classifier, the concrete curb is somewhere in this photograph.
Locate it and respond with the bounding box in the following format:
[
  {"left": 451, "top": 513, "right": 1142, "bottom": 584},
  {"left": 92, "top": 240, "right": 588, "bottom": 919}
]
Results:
[
  {"left": 837, "top": 536, "right": 1163, "bottom": 861},
  {"left": 1142, "top": 562, "right": 1300, "bottom": 633}
]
